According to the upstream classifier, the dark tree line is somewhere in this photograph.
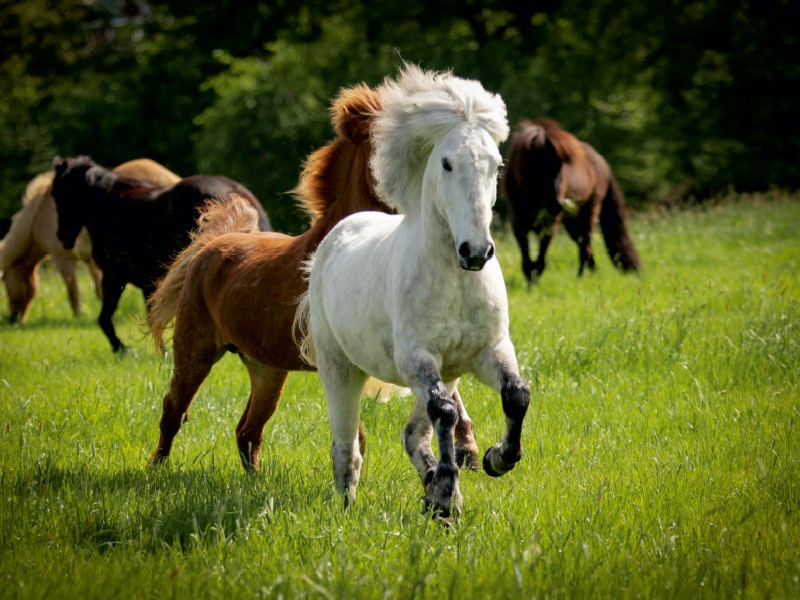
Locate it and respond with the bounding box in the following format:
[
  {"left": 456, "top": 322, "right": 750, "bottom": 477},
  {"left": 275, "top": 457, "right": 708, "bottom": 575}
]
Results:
[{"left": 2, "top": 0, "right": 797, "bottom": 232}]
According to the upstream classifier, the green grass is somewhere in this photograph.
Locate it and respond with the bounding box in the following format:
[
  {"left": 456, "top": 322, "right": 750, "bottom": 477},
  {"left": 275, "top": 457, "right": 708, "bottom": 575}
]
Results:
[{"left": 1, "top": 195, "right": 799, "bottom": 599}]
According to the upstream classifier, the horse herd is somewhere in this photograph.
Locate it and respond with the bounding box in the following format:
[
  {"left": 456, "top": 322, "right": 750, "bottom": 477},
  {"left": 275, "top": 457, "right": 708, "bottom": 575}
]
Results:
[{"left": 0, "top": 66, "right": 641, "bottom": 520}]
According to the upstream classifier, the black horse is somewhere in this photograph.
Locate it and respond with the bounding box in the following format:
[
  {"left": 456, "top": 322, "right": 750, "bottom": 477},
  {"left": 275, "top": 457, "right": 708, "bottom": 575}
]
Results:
[
  {"left": 51, "top": 156, "right": 271, "bottom": 352},
  {"left": 502, "top": 119, "right": 641, "bottom": 280}
]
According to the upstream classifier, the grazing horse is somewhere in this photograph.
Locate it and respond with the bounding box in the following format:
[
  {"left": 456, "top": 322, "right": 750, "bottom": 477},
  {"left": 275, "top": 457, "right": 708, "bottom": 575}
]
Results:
[
  {"left": 0, "top": 159, "right": 179, "bottom": 322},
  {"left": 295, "top": 66, "right": 530, "bottom": 520},
  {"left": 145, "top": 84, "right": 481, "bottom": 472},
  {"left": 502, "top": 118, "right": 641, "bottom": 280},
  {"left": 51, "top": 156, "right": 270, "bottom": 352}
]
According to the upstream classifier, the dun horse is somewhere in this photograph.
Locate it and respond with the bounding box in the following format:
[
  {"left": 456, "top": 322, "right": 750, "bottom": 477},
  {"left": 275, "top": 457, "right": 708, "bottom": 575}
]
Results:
[
  {"left": 51, "top": 156, "right": 270, "bottom": 352},
  {"left": 0, "top": 159, "right": 179, "bottom": 322},
  {"left": 146, "top": 84, "right": 481, "bottom": 472},
  {"left": 502, "top": 118, "right": 641, "bottom": 280},
  {"left": 295, "top": 66, "right": 530, "bottom": 520}
]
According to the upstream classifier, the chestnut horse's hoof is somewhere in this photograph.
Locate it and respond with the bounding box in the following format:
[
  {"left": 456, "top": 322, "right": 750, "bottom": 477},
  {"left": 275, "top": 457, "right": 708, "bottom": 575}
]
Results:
[
  {"left": 455, "top": 445, "right": 480, "bottom": 471},
  {"left": 482, "top": 444, "right": 521, "bottom": 478}
]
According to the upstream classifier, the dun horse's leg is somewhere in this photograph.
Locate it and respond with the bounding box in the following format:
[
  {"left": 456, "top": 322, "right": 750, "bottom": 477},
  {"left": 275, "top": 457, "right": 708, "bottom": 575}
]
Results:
[
  {"left": 149, "top": 326, "right": 223, "bottom": 465},
  {"left": 51, "top": 250, "right": 82, "bottom": 317},
  {"left": 472, "top": 340, "right": 531, "bottom": 477},
  {"left": 86, "top": 259, "right": 103, "bottom": 299},
  {"left": 400, "top": 356, "right": 462, "bottom": 519},
  {"left": 563, "top": 210, "right": 596, "bottom": 276},
  {"left": 4, "top": 257, "right": 40, "bottom": 323},
  {"left": 451, "top": 385, "right": 479, "bottom": 470},
  {"left": 98, "top": 277, "right": 126, "bottom": 352},
  {"left": 235, "top": 357, "right": 289, "bottom": 471}
]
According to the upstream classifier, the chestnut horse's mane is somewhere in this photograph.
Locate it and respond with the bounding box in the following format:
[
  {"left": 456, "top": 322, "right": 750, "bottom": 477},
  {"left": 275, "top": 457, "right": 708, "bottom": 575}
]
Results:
[
  {"left": 514, "top": 118, "right": 586, "bottom": 165},
  {"left": 292, "top": 84, "right": 383, "bottom": 220}
]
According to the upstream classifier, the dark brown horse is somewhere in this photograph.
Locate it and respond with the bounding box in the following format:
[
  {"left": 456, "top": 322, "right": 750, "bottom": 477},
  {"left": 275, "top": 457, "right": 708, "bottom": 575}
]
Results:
[
  {"left": 51, "top": 156, "right": 270, "bottom": 352},
  {"left": 502, "top": 118, "right": 641, "bottom": 280},
  {"left": 145, "top": 84, "right": 481, "bottom": 472}
]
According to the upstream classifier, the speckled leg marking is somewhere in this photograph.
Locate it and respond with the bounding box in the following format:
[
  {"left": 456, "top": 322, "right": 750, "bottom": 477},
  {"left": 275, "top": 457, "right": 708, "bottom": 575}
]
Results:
[{"left": 472, "top": 343, "right": 531, "bottom": 477}]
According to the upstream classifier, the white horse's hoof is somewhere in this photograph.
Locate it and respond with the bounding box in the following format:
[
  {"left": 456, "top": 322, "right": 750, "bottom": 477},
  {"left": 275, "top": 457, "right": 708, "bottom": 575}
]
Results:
[{"left": 482, "top": 443, "right": 521, "bottom": 477}]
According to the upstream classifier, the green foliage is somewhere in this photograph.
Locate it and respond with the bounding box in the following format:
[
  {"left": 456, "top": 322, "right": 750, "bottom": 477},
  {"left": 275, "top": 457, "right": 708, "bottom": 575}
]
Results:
[
  {"left": 0, "top": 0, "right": 797, "bottom": 231},
  {"left": 1, "top": 198, "right": 799, "bottom": 598}
]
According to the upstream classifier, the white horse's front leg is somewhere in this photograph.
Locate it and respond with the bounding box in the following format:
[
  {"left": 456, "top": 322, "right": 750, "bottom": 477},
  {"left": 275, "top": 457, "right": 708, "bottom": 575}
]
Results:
[
  {"left": 399, "top": 354, "right": 462, "bottom": 520},
  {"left": 317, "top": 335, "right": 369, "bottom": 506},
  {"left": 472, "top": 338, "right": 531, "bottom": 477}
]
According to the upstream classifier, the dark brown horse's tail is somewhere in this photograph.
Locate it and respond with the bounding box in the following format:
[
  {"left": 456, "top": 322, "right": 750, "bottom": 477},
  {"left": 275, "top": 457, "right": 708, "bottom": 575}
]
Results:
[
  {"left": 147, "top": 194, "right": 260, "bottom": 352},
  {"left": 599, "top": 176, "right": 641, "bottom": 272}
]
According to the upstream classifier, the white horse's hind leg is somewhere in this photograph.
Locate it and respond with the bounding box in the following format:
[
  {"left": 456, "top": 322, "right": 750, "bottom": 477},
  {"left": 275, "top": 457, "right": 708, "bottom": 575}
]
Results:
[
  {"left": 472, "top": 340, "right": 531, "bottom": 477},
  {"left": 402, "top": 395, "right": 436, "bottom": 486},
  {"left": 317, "top": 336, "right": 369, "bottom": 506}
]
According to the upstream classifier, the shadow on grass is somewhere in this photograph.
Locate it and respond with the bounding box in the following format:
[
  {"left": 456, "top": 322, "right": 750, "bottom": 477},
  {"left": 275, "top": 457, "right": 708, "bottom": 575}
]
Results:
[{"left": 6, "top": 455, "right": 332, "bottom": 554}]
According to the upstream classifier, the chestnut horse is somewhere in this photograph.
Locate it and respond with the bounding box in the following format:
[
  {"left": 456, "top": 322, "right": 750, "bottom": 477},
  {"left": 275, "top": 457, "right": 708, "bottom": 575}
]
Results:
[
  {"left": 502, "top": 118, "right": 641, "bottom": 280},
  {"left": 0, "top": 159, "right": 179, "bottom": 322},
  {"left": 146, "top": 84, "right": 480, "bottom": 471},
  {"left": 51, "top": 156, "right": 270, "bottom": 352}
]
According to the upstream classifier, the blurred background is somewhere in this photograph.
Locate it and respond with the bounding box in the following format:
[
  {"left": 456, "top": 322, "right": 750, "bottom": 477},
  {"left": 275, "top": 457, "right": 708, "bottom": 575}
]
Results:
[{"left": 2, "top": 0, "right": 798, "bottom": 233}]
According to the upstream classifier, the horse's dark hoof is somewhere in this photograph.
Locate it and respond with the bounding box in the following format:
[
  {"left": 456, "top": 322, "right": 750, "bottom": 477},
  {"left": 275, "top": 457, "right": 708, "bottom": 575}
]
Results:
[
  {"left": 455, "top": 446, "right": 480, "bottom": 471},
  {"left": 482, "top": 444, "right": 521, "bottom": 478}
]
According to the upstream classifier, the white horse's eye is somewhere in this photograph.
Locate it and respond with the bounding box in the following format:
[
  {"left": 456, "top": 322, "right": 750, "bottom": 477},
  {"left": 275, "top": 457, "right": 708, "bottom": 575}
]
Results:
[
  {"left": 442, "top": 158, "right": 452, "bottom": 172},
  {"left": 497, "top": 164, "right": 505, "bottom": 178}
]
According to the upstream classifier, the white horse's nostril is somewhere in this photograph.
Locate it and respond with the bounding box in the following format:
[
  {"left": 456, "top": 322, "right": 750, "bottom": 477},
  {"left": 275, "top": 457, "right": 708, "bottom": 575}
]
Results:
[
  {"left": 486, "top": 244, "right": 495, "bottom": 260},
  {"left": 458, "top": 242, "right": 471, "bottom": 258}
]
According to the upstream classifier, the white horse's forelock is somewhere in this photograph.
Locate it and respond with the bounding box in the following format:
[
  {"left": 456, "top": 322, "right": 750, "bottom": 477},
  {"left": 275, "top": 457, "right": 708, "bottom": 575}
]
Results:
[{"left": 370, "top": 64, "right": 510, "bottom": 214}]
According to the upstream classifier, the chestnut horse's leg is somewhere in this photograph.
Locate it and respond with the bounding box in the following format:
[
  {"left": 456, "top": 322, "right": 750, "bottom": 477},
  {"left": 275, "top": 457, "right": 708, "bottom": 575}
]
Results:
[
  {"left": 51, "top": 250, "right": 82, "bottom": 317},
  {"left": 235, "top": 357, "right": 289, "bottom": 471},
  {"left": 452, "top": 386, "right": 479, "bottom": 470},
  {"left": 149, "top": 323, "right": 224, "bottom": 466},
  {"left": 472, "top": 340, "right": 531, "bottom": 478}
]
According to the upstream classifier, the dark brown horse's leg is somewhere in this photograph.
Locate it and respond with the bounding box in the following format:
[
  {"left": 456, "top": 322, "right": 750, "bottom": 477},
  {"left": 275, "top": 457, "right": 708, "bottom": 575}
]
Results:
[
  {"left": 512, "top": 220, "right": 534, "bottom": 281},
  {"left": 235, "top": 357, "right": 289, "bottom": 471},
  {"left": 563, "top": 212, "right": 595, "bottom": 276},
  {"left": 533, "top": 231, "right": 554, "bottom": 277},
  {"left": 98, "top": 276, "right": 126, "bottom": 352},
  {"left": 452, "top": 388, "right": 479, "bottom": 470},
  {"left": 149, "top": 325, "right": 223, "bottom": 466}
]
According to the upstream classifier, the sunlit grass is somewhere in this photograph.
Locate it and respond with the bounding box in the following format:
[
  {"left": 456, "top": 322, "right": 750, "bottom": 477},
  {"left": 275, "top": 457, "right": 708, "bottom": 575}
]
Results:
[{"left": 1, "top": 195, "right": 798, "bottom": 598}]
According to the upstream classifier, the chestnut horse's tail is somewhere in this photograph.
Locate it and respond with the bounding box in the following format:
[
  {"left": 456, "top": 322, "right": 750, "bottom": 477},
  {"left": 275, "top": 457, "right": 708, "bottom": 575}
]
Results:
[
  {"left": 147, "top": 194, "right": 260, "bottom": 352},
  {"left": 599, "top": 175, "right": 641, "bottom": 272}
]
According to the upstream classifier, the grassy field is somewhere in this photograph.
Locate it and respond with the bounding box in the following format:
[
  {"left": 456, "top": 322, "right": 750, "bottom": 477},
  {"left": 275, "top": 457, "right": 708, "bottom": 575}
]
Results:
[{"left": 1, "top": 195, "right": 798, "bottom": 599}]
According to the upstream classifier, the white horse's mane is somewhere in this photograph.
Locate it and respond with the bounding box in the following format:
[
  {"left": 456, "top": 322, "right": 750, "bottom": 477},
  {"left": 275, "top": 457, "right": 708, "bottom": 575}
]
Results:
[{"left": 370, "top": 64, "right": 509, "bottom": 214}]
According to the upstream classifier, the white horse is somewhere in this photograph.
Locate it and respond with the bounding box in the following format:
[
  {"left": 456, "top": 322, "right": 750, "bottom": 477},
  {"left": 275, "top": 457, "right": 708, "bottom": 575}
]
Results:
[{"left": 296, "top": 66, "right": 530, "bottom": 519}]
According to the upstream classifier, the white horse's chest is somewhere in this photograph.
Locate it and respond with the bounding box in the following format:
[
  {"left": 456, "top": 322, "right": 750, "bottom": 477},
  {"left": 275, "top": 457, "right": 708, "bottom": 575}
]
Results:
[{"left": 397, "top": 263, "right": 507, "bottom": 377}]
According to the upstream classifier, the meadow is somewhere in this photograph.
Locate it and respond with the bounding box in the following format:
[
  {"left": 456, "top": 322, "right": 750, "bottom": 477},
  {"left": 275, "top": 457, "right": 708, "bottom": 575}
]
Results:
[{"left": 1, "top": 195, "right": 798, "bottom": 599}]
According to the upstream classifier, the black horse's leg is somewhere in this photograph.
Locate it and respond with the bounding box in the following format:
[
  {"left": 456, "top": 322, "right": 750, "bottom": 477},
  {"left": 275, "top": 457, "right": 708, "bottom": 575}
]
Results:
[
  {"left": 98, "top": 277, "right": 126, "bottom": 353},
  {"left": 472, "top": 340, "right": 531, "bottom": 477},
  {"left": 563, "top": 210, "right": 595, "bottom": 276}
]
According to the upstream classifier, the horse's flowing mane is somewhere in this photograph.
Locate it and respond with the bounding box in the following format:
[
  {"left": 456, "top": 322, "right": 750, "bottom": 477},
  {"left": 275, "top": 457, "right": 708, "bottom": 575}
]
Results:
[
  {"left": 0, "top": 171, "right": 54, "bottom": 269},
  {"left": 370, "top": 64, "right": 509, "bottom": 214},
  {"left": 514, "top": 118, "right": 585, "bottom": 164},
  {"left": 292, "top": 84, "right": 383, "bottom": 220}
]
